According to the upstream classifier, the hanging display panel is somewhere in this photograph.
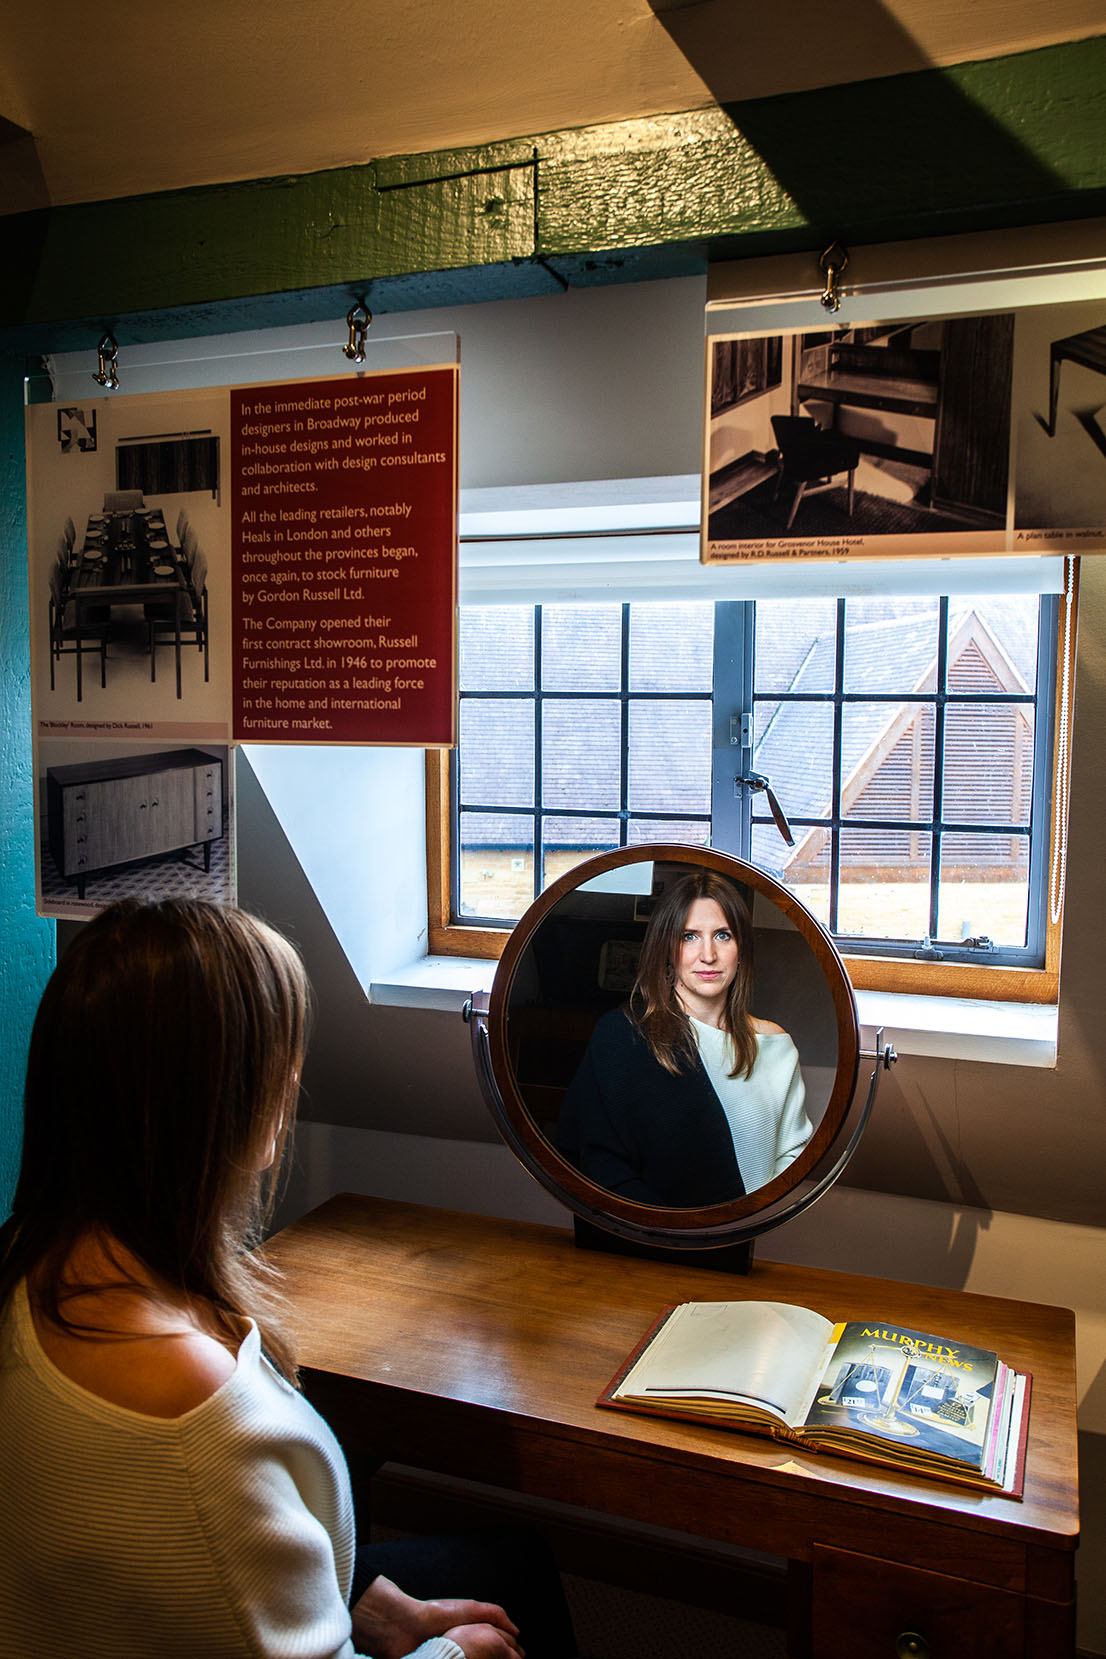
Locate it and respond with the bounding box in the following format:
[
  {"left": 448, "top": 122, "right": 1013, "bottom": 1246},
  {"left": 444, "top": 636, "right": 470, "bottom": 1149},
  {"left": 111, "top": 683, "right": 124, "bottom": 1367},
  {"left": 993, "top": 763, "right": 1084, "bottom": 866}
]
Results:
[
  {"left": 231, "top": 366, "right": 457, "bottom": 745},
  {"left": 26, "top": 359, "right": 458, "bottom": 918},
  {"left": 702, "top": 299, "right": 1106, "bottom": 564}
]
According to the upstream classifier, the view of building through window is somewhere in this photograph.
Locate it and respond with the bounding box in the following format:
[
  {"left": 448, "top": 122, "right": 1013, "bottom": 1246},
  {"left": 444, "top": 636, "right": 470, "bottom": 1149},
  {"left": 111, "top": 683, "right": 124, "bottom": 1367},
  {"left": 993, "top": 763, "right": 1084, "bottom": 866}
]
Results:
[{"left": 455, "top": 592, "right": 1053, "bottom": 967}]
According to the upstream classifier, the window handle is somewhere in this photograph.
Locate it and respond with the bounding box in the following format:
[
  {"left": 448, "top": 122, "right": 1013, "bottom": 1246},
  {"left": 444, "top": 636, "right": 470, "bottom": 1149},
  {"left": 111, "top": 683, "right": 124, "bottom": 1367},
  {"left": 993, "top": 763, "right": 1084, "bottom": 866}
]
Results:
[{"left": 736, "top": 770, "right": 795, "bottom": 847}]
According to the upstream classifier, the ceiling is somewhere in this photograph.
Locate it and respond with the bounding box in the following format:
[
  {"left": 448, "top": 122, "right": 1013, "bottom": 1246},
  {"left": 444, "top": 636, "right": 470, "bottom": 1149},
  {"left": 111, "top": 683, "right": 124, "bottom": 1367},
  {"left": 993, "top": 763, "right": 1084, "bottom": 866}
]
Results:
[{"left": 0, "top": 0, "right": 1102, "bottom": 215}]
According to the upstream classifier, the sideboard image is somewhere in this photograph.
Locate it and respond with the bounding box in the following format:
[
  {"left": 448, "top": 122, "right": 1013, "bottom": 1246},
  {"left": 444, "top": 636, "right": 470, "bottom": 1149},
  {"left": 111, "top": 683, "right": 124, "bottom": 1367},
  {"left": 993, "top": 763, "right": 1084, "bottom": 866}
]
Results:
[{"left": 46, "top": 749, "right": 224, "bottom": 899}]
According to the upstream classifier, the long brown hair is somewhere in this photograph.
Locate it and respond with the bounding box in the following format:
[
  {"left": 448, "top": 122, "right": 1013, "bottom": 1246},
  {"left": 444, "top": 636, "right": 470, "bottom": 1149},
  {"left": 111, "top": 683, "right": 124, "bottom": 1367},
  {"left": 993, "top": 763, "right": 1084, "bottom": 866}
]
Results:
[
  {"left": 629, "top": 870, "right": 757, "bottom": 1080},
  {"left": 0, "top": 899, "right": 310, "bottom": 1381}
]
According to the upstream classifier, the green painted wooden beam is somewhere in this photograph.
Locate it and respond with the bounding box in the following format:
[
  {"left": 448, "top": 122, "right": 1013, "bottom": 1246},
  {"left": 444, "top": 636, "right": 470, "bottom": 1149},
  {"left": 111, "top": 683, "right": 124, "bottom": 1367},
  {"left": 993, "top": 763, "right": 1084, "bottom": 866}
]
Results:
[{"left": 1, "top": 36, "right": 1104, "bottom": 348}]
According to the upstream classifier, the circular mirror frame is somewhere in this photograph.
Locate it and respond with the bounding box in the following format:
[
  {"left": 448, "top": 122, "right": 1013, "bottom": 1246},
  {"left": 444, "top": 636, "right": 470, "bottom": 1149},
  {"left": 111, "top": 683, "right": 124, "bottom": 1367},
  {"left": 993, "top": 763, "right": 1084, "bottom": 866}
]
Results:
[{"left": 482, "top": 844, "right": 862, "bottom": 1248}]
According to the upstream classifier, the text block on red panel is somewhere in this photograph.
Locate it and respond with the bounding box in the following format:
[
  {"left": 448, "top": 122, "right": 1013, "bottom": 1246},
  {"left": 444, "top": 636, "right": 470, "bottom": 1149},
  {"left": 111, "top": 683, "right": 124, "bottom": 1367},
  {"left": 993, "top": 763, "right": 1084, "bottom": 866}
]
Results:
[{"left": 230, "top": 365, "right": 458, "bottom": 745}]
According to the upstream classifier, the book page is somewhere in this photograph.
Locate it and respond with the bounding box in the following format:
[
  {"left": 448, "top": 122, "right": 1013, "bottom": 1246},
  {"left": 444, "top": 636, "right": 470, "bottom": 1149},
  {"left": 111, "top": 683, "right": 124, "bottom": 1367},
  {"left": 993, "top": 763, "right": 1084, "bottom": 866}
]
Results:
[{"left": 613, "top": 1301, "right": 836, "bottom": 1425}]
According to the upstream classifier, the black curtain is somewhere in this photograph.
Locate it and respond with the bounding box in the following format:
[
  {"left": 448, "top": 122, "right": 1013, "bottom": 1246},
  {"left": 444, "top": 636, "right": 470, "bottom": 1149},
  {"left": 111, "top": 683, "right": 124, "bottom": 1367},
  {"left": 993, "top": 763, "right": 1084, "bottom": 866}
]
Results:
[{"left": 116, "top": 435, "right": 219, "bottom": 496}]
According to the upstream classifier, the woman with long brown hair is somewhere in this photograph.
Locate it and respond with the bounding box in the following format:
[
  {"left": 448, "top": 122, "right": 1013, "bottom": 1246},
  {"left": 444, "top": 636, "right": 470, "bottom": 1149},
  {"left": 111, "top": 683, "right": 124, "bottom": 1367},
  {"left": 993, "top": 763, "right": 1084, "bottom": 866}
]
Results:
[
  {"left": 558, "top": 871, "right": 811, "bottom": 1207},
  {"left": 0, "top": 899, "right": 574, "bottom": 1659}
]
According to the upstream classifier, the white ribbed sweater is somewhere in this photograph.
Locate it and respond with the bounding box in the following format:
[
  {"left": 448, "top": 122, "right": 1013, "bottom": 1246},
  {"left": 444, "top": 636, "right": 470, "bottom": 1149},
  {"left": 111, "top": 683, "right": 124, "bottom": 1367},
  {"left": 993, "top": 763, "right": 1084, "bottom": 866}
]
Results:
[
  {"left": 690, "top": 1021, "right": 813, "bottom": 1193},
  {"left": 0, "top": 1279, "right": 460, "bottom": 1659}
]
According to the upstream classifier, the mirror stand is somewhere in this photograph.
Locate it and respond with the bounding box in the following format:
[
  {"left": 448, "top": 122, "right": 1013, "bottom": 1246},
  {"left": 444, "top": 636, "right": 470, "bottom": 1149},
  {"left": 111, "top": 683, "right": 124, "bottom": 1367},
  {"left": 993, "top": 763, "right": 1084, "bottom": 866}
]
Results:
[
  {"left": 464, "top": 845, "right": 896, "bottom": 1262},
  {"left": 570, "top": 1215, "right": 756, "bottom": 1274}
]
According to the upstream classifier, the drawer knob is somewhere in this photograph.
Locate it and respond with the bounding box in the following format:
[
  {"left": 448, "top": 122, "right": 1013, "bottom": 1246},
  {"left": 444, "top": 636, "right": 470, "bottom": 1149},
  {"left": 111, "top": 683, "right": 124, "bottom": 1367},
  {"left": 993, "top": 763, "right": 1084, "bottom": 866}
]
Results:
[{"left": 896, "top": 1635, "right": 930, "bottom": 1659}]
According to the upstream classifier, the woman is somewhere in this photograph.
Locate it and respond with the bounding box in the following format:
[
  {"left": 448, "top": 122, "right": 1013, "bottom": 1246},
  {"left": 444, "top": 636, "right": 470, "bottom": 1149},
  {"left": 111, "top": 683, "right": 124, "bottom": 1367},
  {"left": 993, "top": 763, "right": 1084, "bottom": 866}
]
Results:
[
  {"left": 0, "top": 899, "right": 574, "bottom": 1659},
  {"left": 558, "top": 871, "right": 812, "bottom": 1207}
]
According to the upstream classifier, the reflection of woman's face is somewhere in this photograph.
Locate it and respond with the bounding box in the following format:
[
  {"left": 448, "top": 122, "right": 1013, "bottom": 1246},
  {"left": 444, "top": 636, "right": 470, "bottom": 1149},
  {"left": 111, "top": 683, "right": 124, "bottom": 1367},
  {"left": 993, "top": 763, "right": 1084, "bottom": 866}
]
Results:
[{"left": 673, "top": 896, "right": 738, "bottom": 1026}]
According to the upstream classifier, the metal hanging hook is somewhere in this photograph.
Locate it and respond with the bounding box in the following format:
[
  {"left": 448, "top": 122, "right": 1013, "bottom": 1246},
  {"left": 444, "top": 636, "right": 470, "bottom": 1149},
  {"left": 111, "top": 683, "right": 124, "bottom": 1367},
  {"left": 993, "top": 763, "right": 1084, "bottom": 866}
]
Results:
[
  {"left": 818, "top": 243, "right": 849, "bottom": 313},
  {"left": 343, "top": 302, "right": 372, "bottom": 363},
  {"left": 92, "top": 331, "right": 120, "bottom": 390}
]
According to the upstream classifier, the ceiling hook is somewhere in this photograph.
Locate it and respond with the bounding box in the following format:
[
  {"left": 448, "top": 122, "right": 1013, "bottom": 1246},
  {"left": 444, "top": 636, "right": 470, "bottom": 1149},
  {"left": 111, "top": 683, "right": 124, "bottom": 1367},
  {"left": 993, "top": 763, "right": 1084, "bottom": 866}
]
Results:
[
  {"left": 343, "top": 301, "right": 372, "bottom": 363},
  {"left": 92, "top": 331, "right": 120, "bottom": 390},
  {"left": 818, "top": 243, "right": 849, "bottom": 314}
]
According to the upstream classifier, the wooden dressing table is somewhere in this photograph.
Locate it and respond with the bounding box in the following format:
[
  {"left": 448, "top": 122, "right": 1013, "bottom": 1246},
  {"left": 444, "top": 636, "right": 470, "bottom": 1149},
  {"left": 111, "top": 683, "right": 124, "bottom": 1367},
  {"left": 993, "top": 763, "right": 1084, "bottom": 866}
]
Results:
[{"left": 268, "top": 1194, "right": 1078, "bottom": 1657}]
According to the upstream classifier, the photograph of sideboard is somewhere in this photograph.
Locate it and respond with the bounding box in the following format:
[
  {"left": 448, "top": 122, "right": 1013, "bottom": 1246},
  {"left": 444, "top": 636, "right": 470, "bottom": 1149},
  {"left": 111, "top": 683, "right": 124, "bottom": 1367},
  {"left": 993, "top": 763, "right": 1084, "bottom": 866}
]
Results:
[{"left": 45, "top": 747, "right": 228, "bottom": 902}]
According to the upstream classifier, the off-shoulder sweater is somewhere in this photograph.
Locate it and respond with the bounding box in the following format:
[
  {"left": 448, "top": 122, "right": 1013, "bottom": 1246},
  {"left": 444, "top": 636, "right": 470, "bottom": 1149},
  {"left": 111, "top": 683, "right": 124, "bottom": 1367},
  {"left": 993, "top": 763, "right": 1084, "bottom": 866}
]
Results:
[{"left": 0, "top": 1278, "right": 461, "bottom": 1659}]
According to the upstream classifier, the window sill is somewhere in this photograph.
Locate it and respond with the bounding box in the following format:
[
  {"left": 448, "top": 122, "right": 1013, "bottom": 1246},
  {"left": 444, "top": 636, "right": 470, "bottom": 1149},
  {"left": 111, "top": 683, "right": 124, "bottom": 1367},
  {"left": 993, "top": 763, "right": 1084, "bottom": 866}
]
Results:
[{"left": 371, "top": 959, "right": 1059, "bottom": 1068}]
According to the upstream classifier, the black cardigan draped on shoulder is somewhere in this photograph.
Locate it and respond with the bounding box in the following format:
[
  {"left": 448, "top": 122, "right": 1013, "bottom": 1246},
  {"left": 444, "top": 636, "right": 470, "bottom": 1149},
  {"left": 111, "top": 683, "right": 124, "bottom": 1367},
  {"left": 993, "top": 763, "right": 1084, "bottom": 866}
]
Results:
[{"left": 556, "top": 1007, "right": 746, "bottom": 1208}]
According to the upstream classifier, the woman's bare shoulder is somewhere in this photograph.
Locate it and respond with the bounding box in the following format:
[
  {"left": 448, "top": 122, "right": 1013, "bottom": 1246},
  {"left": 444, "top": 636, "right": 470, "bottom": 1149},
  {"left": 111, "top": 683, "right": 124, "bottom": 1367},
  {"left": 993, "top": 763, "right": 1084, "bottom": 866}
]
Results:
[
  {"left": 751, "top": 1016, "right": 788, "bottom": 1037},
  {"left": 34, "top": 1312, "right": 238, "bottom": 1417},
  {"left": 30, "top": 1237, "right": 239, "bottom": 1417}
]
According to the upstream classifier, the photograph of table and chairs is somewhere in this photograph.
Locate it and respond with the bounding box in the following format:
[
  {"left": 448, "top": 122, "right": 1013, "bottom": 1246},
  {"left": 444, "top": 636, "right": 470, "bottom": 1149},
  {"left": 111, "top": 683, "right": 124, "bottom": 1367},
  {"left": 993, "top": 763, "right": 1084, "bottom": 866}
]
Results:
[
  {"left": 46, "top": 492, "right": 210, "bottom": 702},
  {"left": 27, "top": 389, "right": 228, "bottom": 728}
]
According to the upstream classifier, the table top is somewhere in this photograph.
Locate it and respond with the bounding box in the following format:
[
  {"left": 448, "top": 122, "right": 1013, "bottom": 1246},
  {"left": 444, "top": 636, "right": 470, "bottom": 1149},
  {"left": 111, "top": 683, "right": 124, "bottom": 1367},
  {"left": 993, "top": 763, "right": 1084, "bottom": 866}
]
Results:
[
  {"left": 267, "top": 1194, "right": 1079, "bottom": 1561},
  {"left": 72, "top": 510, "right": 178, "bottom": 589},
  {"left": 1052, "top": 324, "right": 1106, "bottom": 370}
]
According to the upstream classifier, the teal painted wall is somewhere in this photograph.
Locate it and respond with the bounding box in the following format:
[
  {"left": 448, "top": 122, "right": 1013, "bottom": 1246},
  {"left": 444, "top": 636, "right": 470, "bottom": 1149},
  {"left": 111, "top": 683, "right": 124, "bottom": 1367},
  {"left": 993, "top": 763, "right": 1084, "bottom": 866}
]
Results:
[{"left": 0, "top": 353, "right": 54, "bottom": 1213}]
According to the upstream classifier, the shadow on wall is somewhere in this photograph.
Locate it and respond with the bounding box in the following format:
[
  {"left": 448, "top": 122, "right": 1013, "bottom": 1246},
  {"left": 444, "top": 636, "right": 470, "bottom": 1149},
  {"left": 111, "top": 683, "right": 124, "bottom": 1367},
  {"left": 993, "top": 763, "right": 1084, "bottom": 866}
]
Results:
[
  {"left": 843, "top": 1060, "right": 993, "bottom": 1211},
  {"left": 763, "top": 1179, "right": 993, "bottom": 1293},
  {"left": 649, "top": 0, "right": 1067, "bottom": 240},
  {"left": 235, "top": 754, "right": 496, "bottom": 1145}
]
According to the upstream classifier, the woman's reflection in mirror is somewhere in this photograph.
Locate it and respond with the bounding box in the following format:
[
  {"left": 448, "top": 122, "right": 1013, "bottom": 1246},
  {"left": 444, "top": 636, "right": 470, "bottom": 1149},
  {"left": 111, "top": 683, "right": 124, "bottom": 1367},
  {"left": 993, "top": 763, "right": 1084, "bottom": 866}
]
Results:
[{"left": 557, "top": 871, "right": 812, "bottom": 1207}]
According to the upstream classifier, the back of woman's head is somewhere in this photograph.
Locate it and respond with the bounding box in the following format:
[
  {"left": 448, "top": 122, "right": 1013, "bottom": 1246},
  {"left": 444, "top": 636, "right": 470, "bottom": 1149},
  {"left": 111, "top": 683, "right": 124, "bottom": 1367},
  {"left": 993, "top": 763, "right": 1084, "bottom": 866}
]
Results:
[{"left": 9, "top": 899, "right": 309, "bottom": 1317}]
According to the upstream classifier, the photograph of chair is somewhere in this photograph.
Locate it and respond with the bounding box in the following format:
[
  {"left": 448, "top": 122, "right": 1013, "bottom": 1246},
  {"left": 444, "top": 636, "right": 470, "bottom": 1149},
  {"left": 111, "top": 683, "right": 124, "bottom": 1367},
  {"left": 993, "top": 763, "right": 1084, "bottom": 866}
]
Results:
[
  {"left": 706, "top": 314, "right": 1014, "bottom": 549},
  {"left": 771, "top": 415, "right": 860, "bottom": 530},
  {"left": 48, "top": 563, "right": 109, "bottom": 696},
  {"left": 147, "top": 545, "right": 209, "bottom": 688}
]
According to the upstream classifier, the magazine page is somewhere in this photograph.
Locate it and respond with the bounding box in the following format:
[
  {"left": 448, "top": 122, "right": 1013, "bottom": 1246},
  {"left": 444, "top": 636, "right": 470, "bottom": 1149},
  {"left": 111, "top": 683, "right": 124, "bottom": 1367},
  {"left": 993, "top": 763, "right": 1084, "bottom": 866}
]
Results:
[
  {"left": 802, "top": 1321, "right": 1000, "bottom": 1471},
  {"left": 612, "top": 1301, "right": 836, "bottom": 1425}
]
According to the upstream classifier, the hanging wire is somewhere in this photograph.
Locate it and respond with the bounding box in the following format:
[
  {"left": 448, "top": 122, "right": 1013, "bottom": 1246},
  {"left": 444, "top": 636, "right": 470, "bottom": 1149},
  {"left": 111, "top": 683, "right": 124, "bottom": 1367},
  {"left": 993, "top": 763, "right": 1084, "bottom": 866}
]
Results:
[
  {"left": 92, "top": 332, "right": 120, "bottom": 389},
  {"left": 1050, "top": 554, "right": 1077, "bottom": 926},
  {"left": 343, "top": 302, "right": 372, "bottom": 363}
]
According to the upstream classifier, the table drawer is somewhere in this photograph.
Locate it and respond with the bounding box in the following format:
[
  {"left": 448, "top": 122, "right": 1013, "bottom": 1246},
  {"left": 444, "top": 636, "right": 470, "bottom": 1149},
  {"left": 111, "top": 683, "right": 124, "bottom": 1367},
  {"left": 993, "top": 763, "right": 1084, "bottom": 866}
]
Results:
[{"left": 809, "top": 1544, "right": 1031, "bottom": 1659}]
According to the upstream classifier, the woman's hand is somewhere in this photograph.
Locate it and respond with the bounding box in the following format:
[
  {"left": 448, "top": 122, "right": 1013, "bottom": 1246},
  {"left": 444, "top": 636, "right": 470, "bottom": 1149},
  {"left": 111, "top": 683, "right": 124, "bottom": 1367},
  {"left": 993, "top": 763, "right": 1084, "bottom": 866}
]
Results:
[
  {"left": 352, "top": 1573, "right": 521, "bottom": 1659},
  {"left": 443, "top": 1622, "right": 524, "bottom": 1658}
]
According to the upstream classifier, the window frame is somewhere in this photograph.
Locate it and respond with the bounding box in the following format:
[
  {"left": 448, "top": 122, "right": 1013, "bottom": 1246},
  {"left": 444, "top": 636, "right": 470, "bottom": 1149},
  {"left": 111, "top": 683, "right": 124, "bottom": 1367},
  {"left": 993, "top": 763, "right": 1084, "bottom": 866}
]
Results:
[{"left": 428, "top": 576, "right": 1076, "bottom": 1004}]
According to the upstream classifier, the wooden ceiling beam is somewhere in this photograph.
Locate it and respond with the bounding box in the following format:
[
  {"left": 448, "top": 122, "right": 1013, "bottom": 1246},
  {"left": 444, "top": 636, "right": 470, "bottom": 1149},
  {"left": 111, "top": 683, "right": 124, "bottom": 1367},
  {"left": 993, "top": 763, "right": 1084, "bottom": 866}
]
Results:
[{"left": 1, "top": 38, "right": 1103, "bottom": 349}]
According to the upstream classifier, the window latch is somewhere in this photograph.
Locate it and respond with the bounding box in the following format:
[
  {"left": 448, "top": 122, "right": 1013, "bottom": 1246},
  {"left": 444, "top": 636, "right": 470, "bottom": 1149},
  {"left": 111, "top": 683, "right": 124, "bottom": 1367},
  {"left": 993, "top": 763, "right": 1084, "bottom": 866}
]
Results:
[
  {"left": 735, "top": 769, "right": 795, "bottom": 847},
  {"left": 962, "top": 935, "right": 995, "bottom": 952}
]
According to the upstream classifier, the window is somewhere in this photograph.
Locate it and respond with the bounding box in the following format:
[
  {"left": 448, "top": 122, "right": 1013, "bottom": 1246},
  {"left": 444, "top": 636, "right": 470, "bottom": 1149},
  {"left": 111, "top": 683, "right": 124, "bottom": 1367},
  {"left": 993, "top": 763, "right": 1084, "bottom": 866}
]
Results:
[{"left": 429, "top": 580, "right": 1072, "bottom": 1001}]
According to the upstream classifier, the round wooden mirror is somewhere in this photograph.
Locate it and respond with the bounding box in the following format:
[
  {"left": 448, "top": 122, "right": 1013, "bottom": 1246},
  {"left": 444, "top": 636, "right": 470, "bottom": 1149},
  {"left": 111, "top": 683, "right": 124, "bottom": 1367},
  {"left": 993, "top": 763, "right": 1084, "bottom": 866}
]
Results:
[{"left": 474, "top": 844, "right": 867, "bottom": 1249}]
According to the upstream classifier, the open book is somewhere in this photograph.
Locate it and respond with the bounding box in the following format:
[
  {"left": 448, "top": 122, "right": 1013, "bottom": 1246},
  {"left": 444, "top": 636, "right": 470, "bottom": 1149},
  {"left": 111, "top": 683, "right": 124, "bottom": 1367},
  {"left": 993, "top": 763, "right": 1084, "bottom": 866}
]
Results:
[{"left": 600, "top": 1301, "right": 1030, "bottom": 1496}]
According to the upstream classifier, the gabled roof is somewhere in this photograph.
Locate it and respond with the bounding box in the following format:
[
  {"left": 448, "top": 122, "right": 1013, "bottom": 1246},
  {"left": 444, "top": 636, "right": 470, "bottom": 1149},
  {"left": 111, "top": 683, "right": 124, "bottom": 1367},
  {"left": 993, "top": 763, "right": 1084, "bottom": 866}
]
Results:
[{"left": 754, "top": 603, "right": 1035, "bottom": 872}]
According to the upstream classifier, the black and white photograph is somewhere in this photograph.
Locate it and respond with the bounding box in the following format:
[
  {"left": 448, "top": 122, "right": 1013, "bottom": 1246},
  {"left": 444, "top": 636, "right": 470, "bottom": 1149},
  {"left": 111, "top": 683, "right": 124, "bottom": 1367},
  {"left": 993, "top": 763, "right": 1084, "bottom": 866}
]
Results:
[
  {"left": 27, "top": 388, "right": 229, "bottom": 723},
  {"left": 704, "top": 312, "right": 1015, "bottom": 560},
  {"left": 36, "top": 738, "right": 233, "bottom": 920},
  {"left": 1012, "top": 297, "right": 1106, "bottom": 538}
]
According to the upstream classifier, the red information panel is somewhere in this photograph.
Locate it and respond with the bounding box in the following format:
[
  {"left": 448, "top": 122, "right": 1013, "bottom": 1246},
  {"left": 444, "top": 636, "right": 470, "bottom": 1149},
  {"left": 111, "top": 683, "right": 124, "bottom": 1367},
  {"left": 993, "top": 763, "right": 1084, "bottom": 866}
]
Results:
[{"left": 230, "top": 365, "right": 458, "bottom": 745}]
